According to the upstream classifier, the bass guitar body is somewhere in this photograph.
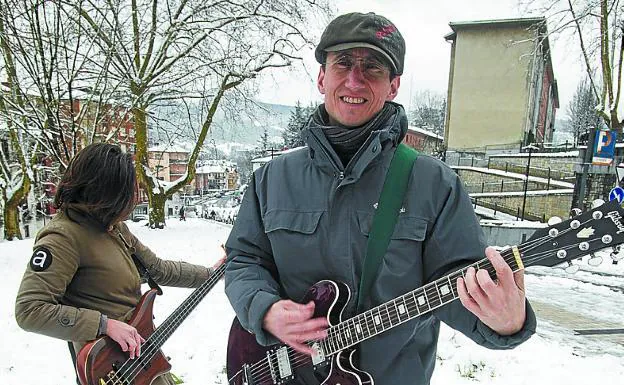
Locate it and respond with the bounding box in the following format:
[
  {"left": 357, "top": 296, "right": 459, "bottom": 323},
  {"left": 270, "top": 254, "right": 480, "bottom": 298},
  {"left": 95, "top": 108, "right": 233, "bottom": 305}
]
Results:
[
  {"left": 227, "top": 280, "right": 373, "bottom": 385},
  {"left": 76, "top": 289, "right": 171, "bottom": 385}
]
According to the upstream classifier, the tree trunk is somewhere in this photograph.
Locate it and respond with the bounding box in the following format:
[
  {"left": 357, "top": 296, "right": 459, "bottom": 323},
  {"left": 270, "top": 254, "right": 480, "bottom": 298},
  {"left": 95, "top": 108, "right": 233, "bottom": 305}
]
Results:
[
  {"left": 149, "top": 192, "right": 167, "bottom": 229},
  {"left": 3, "top": 201, "right": 21, "bottom": 240}
]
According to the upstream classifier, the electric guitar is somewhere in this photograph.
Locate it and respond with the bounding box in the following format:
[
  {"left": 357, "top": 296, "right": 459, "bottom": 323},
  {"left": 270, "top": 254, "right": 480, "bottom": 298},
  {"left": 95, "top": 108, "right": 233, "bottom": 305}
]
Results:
[
  {"left": 226, "top": 200, "right": 624, "bottom": 385},
  {"left": 76, "top": 263, "right": 225, "bottom": 385}
]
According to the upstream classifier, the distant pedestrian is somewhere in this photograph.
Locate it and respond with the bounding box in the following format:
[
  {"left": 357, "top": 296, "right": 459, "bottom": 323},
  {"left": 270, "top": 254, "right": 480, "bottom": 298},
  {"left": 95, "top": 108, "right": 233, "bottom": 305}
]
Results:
[{"left": 179, "top": 206, "right": 186, "bottom": 221}]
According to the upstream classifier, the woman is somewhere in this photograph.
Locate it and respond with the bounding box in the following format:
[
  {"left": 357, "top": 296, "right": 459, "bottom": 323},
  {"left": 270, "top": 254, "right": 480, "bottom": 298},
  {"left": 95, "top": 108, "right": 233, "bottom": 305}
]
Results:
[{"left": 15, "top": 143, "right": 224, "bottom": 385}]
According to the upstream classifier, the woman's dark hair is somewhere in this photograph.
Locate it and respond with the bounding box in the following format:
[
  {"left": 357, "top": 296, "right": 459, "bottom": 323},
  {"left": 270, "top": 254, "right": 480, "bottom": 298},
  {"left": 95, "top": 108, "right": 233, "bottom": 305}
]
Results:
[{"left": 54, "top": 143, "right": 136, "bottom": 228}]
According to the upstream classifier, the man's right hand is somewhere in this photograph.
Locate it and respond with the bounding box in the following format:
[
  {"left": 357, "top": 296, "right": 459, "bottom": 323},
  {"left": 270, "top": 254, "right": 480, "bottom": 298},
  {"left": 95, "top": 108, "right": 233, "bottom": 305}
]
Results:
[
  {"left": 263, "top": 300, "right": 329, "bottom": 355},
  {"left": 106, "top": 319, "right": 145, "bottom": 359}
]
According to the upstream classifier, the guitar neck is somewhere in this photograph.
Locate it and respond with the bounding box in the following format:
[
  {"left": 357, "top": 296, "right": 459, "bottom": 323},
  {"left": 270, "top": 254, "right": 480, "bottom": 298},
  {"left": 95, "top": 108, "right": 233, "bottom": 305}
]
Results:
[
  {"left": 319, "top": 247, "right": 523, "bottom": 355},
  {"left": 149, "top": 264, "right": 226, "bottom": 348}
]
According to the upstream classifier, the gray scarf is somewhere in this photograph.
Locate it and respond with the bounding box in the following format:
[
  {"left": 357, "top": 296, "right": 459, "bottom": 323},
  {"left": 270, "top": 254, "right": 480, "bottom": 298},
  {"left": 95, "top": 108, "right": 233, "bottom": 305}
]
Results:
[{"left": 312, "top": 102, "right": 400, "bottom": 166}]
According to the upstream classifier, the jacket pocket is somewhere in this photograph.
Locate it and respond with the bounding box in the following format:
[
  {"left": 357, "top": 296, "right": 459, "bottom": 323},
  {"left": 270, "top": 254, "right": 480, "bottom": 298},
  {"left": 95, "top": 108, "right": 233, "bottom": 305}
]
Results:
[
  {"left": 357, "top": 211, "right": 427, "bottom": 241},
  {"left": 264, "top": 210, "right": 323, "bottom": 234}
]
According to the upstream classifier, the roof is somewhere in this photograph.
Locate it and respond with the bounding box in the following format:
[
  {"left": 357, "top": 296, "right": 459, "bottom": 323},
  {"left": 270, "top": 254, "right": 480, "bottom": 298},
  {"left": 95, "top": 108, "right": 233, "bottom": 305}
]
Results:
[
  {"left": 407, "top": 126, "right": 444, "bottom": 140},
  {"left": 251, "top": 146, "right": 305, "bottom": 164},
  {"left": 148, "top": 144, "right": 191, "bottom": 153},
  {"left": 444, "top": 17, "right": 547, "bottom": 40}
]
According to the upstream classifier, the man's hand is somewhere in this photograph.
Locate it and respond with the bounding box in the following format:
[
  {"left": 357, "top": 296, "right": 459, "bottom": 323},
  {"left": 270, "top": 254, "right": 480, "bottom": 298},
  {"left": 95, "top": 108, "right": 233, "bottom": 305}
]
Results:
[
  {"left": 106, "top": 319, "right": 145, "bottom": 359},
  {"left": 263, "top": 300, "right": 329, "bottom": 355},
  {"left": 457, "top": 247, "right": 526, "bottom": 335}
]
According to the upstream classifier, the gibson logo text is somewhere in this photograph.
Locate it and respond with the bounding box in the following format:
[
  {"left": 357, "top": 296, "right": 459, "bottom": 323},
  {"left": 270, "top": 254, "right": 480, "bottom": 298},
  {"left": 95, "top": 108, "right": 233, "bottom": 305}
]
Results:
[{"left": 606, "top": 211, "right": 624, "bottom": 234}]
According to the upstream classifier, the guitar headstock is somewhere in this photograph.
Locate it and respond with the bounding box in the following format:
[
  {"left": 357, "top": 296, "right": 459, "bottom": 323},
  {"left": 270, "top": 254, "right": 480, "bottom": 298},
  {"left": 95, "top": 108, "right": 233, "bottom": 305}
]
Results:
[{"left": 522, "top": 200, "right": 624, "bottom": 268}]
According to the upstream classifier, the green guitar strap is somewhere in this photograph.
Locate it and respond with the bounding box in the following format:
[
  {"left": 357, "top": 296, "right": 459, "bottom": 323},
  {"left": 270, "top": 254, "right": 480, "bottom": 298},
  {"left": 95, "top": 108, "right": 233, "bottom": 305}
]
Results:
[{"left": 357, "top": 143, "right": 419, "bottom": 312}]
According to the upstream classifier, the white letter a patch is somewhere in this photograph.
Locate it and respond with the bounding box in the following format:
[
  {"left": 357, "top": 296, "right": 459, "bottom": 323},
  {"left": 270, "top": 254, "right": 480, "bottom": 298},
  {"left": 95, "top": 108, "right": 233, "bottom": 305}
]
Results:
[{"left": 30, "top": 247, "right": 53, "bottom": 272}]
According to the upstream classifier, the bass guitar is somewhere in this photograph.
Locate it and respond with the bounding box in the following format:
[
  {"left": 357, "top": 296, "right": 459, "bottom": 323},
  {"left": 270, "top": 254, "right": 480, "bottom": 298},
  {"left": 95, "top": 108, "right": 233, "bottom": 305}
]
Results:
[
  {"left": 227, "top": 200, "right": 624, "bottom": 385},
  {"left": 76, "top": 263, "right": 225, "bottom": 385}
]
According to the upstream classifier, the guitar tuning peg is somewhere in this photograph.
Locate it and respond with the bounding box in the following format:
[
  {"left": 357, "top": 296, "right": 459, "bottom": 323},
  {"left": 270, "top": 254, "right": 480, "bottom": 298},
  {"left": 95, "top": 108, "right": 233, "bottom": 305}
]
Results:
[
  {"left": 565, "top": 262, "right": 580, "bottom": 274},
  {"left": 591, "top": 198, "right": 605, "bottom": 208},
  {"left": 587, "top": 253, "right": 603, "bottom": 267},
  {"left": 547, "top": 216, "right": 562, "bottom": 226},
  {"left": 569, "top": 208, "right": 582, "bottom": 218}
]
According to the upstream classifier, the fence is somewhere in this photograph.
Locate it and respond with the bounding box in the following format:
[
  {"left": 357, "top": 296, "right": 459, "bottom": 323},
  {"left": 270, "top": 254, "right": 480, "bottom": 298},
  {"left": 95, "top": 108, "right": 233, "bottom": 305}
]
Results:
[{"left": 471, "top": 197, "right": 546, "bottom": 222}]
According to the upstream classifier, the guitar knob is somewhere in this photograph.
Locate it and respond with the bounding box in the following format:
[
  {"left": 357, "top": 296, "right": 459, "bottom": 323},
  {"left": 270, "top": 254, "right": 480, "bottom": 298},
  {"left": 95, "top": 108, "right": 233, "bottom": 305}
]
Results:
[
  {"left": 565, "top": 262, "right": 580, "bottom": 274},
  {"left": 587, "top": 253, "right": 603, "bottom": 267}
]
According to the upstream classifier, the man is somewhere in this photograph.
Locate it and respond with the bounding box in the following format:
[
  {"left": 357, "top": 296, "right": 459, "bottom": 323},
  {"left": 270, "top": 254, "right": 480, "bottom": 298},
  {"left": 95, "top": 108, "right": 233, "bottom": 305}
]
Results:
[{"left": 225, "top": 12, "right": 536, "bottom": 385}]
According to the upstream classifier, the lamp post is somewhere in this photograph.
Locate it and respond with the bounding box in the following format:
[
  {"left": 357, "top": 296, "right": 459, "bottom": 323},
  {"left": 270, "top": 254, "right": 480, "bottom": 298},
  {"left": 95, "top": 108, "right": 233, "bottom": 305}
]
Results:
[{"left": 521, "top": 144, "right": 539, "bottom": 221}]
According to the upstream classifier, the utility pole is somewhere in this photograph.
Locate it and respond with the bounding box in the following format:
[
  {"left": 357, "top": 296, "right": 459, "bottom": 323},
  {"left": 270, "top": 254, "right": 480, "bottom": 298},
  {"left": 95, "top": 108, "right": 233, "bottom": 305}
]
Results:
[
  {"left": 576, "top": 127, "right": 597, "bottom": 210},
  {"left": 521, "top": 144, "right": 539, "bottom": 221}
]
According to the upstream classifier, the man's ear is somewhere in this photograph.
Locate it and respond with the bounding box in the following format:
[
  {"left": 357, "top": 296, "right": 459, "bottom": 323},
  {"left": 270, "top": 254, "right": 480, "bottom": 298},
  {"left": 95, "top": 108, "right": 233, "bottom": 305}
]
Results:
[
  {"left": 317, "top": 66, "right": 326, "bottom": 95},
  {"left": 386, "top": 76, "right": 401, "bottom": 101}
]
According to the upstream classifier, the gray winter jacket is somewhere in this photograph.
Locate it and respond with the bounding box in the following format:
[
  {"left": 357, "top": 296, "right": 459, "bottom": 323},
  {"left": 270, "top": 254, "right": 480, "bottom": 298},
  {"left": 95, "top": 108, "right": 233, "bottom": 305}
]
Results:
[{"left": 225, "top": 106, "right": 536, "bottom": 384}]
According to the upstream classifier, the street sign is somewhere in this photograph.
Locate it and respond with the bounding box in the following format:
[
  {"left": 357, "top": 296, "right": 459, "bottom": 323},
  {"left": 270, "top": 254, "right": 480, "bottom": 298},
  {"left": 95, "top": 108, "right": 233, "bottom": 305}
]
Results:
[
  {"left": 592, "top": 129, "right": 617, "bottom": 165},
  {"left": 609, "top": 186, "right": 624, "bottom": 203},
  {"left": 617, "top": 162, "right": 624, "bottom": 186}
]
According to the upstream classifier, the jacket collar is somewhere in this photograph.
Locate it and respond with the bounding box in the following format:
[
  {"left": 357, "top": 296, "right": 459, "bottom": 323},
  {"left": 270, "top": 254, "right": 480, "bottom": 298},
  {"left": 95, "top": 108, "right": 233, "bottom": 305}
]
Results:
[{"left": 302, "top": 102, "right": 408, "bottom": 178}]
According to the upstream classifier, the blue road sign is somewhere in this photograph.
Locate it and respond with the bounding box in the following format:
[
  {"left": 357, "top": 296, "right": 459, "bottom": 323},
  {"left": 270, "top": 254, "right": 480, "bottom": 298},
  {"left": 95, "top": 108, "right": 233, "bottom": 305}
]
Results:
[
  {"left": 609, "top": 186, "right": 624, "bottom": 203},
  {"left": 593, "top": 130, "right": 617, "bottom": 165}
]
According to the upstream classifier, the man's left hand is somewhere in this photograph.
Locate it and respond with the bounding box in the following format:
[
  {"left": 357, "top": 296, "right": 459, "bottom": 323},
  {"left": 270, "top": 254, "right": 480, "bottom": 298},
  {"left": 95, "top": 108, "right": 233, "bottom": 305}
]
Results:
[{"left": 456, "top": 246, "right": 526, "bottom": 335}]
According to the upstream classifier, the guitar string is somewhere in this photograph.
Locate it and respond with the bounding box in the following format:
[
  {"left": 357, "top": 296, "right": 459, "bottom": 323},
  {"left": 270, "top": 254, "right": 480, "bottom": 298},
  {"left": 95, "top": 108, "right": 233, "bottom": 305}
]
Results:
[
  {"left": 250, "top": 238, "right": 611, "bottom": 385},
  {"left": 109, "top": 264, "right": 226, "bottom": 384},
  {"left": 118, "top": 264, "right": 226, "bottom": 383},
  {"left": 246, "top": 228, "right": 566, "bottom": 380},
  {"left": 248, "top": 238, "right": 604, "bottom": 385},
  {"left": 245, "top": 235, "right": 562, "bottom": 384},
  {"left": 115, "top": 265, "right": 226, "bottom": 384},
  {"left": 243, "top": 223, "right": 609, "bottom": 384}
]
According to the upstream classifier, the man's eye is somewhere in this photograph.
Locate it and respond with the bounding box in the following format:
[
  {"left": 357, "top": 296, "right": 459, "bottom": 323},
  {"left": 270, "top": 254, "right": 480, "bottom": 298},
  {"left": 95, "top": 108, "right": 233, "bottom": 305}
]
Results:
[{"left": 335, "top": 58, "right": 352, "bottom": 68}]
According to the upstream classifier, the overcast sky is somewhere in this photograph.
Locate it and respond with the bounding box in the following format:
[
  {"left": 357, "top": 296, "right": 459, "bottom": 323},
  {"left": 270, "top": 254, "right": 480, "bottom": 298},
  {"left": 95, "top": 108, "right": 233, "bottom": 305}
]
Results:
[{"left": 256, "top": 0, "right": 584, "bottom": 119}]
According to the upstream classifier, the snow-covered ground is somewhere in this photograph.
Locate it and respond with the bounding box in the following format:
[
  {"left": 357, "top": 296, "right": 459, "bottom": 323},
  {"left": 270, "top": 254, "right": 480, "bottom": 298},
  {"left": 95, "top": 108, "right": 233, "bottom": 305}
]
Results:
[{"left": 1, "top": 218, "right": 623, "bottom": 384}]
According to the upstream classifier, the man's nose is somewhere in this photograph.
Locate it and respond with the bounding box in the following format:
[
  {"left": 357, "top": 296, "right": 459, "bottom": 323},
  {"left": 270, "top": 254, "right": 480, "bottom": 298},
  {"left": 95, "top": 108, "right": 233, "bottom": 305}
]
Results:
[{"left": 344, "top": 65, "right": 366, "bottom": 89}]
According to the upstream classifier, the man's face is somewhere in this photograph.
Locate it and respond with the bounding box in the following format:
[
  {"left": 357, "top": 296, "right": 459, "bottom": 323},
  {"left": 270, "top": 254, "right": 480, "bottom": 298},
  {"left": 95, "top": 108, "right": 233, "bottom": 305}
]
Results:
[{"left": 317, "top": 48, "right": 400, "bottom": 127}]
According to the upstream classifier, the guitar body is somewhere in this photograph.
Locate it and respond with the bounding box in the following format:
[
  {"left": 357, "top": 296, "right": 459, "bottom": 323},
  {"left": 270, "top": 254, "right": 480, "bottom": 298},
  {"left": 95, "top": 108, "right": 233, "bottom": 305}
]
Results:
[
  {"left": 76, "top": 289, "right": 171, "bottom": 385},
  {"left": 227, "top": 280, "right": 373, "bottom": 385}
]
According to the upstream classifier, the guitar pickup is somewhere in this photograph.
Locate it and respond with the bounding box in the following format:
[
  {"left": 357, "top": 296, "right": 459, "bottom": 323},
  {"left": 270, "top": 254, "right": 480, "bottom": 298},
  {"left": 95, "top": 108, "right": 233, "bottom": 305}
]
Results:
[
  {"left": 310, "top": 342, "right": 327, "bottom": 368},
  {"left": 275, "top": 346, "right": 293, "bottom": 381}
]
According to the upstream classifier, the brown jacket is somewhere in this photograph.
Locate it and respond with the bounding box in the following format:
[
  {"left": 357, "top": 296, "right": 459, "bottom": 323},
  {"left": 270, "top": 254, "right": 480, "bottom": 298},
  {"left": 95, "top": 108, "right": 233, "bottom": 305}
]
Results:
[{"left": 15, "top": 208, "right": 210, "bottom": 344}]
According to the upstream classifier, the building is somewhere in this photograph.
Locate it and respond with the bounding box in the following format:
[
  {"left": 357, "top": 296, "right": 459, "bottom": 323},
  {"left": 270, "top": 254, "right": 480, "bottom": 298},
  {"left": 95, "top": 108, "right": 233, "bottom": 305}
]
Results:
[
  {"left": 402, "top": 125, "right": 444, "bottom": 154},
  {"left": 444, "top": 17, "right": 559, "bottom": 152},
  {"left": 195, "top": 161, "right": 239, "bottom": 193},
  {"left": 148, "top": 145, "right": 190, "bottom": 182}
]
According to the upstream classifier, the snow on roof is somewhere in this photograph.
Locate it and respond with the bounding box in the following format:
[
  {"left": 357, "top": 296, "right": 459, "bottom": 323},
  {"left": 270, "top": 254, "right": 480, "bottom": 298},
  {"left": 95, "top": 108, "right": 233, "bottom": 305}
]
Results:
[
  {"left": 407, "top": 125, "right": 443, "bottom": 140},
  {"left": 196, "top": 164, "right": 232, "bottom": 174},
  {"left": 453, "top": 166, "right": 575, "bottom": 188},
  {"left": 489, "top": 150, "right": 579, "bottom": 158},
  {"left": 148, "top": 144, "right": 191, "bottom": 153},
  {"left": 470, "top": 188, "right": 574, "bottom": 198},
  {"left": 251, "top": 146, "right": 306, "bottom": 164}
]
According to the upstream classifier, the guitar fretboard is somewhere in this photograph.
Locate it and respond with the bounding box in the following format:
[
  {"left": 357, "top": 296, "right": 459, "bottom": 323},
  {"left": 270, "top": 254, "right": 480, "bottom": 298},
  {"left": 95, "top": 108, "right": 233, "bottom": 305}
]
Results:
[
  {"left": 150, "top": 264, "right": 226, "bottom": 347},
  {"left": 318, "top": 250, "right": 521, "bottom": 355}
]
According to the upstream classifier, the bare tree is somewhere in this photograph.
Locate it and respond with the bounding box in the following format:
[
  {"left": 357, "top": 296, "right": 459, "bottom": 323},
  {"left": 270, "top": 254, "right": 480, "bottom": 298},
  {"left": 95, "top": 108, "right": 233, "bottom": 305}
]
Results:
[
  {"left": 0, "top": 0, "right": 124, "bottom": 239},
  {"left": 408, "top": 90, "right": 446, "bottom": 136},
  {"left": 523, "top": 0, "right": 623, "bottom": 130},
  {"left": 567, "top": 77, "right": 604, "bottom": 143},
  {"left": 67, "top": 0, "right": 331, "bottom": 228}
]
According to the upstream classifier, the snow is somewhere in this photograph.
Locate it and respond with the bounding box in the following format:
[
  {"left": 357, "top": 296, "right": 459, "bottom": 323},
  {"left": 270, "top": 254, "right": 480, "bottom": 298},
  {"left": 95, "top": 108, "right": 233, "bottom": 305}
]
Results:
[
  {"left": 453, "top": 166, "right": 575, "bottom": 188},
  {"left": 1, "top": 219, "right": 623, "bottom": 384}
]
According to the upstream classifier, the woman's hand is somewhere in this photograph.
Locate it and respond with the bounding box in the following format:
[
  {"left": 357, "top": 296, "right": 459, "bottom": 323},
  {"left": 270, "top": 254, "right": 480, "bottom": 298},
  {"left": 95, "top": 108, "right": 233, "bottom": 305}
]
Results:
[{"left": 106, "top": 319, "right": 145, "bottom": 359}]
